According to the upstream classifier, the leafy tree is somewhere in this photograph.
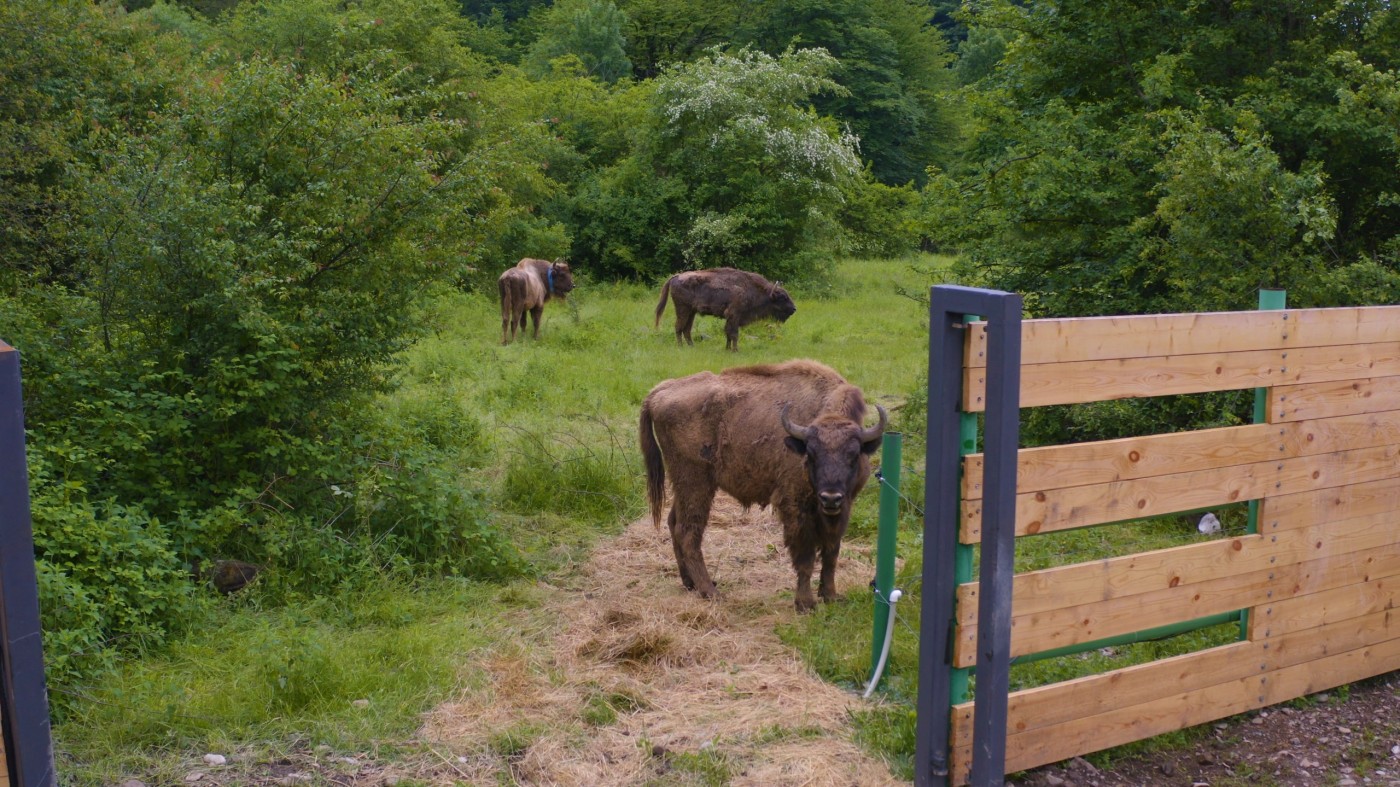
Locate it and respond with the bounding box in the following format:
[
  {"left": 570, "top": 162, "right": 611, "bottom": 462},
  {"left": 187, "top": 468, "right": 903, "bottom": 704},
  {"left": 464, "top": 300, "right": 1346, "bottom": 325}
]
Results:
[
  {"left": 745, "top": 0, "right": 958, "bottom": 185},
  {"left": 525, "top": 0, "right": 633, "bottom": 83},
  {"left": 615, "top": 0, "right": 749, "bottom": 78},
  {"left": 573, "top": 47, "right": 863, "bottom": 279},
  {"left": 928, "top": 0, "right": 1400, "bottom": 317}
]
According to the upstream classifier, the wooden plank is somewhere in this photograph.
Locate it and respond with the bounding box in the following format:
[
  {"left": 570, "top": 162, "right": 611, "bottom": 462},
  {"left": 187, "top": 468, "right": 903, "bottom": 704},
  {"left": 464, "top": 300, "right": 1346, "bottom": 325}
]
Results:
[
  {"left": 954, "top": 510, "right": 1400, "bottom": 627},
  {"left": 1269, "top": 375, "right": 1400, "bottom": 422},
  {"left": 953, "top": 522, "right": 1400, "bottom": 666},
  {"left": 950, "top": 628, "right": 1400, "bottom": 783},
  {"left": 962, "top": 409, "right": 1400, "bottom": 500},
  {"left": 1262, "top": 476, "right": 1400, "bottom": 532},
  {"left": 1254, "top": 575, "right": 1400, "bottom": 641},
  {"left": 962, "top": 341, "right": 1400, "bottom": 411},
  {"left": 965, "top": 305, "right": 1400, "bottom": 368},
  {"left": 960, "top": 443, "right": 1400, "bottom": 541},
  {"left": 952, "top": 601, "right": 1400, "bottom": 749}
]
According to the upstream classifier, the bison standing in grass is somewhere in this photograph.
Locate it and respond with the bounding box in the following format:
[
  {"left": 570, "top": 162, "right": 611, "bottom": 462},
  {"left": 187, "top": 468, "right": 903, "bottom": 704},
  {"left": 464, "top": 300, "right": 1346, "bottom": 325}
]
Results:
[
  {"left": 654, "top": 267, "right": 796, "bottom": 351},
  {"left": 498, "top": 258, "right": 575, "bottom": 345},
  {"left": 639, "top": 359, "right": 886, "bottom": 612}
]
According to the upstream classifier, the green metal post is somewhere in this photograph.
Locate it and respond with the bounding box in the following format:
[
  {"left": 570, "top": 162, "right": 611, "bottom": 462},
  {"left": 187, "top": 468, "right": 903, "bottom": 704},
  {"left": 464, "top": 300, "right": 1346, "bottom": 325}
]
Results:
[
  {"left": 870, "top": 432, "right": 903, "bottom": 687},
  {"left": 1244, "top": 289, "right": 1286, "bottom": 640},
  {"left": 951, "top": 315, "right": 981, "bottom": 705}
]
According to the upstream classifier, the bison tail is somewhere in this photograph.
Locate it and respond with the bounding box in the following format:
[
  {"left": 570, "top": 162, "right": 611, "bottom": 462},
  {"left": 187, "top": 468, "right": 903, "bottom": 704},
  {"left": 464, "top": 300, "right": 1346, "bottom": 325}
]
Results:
[
  {"left": 639, "top": 402, "right": 666, "bottom": 528},
  {"left": 654, "top": 277, "right": 673, "bottom": 329}
]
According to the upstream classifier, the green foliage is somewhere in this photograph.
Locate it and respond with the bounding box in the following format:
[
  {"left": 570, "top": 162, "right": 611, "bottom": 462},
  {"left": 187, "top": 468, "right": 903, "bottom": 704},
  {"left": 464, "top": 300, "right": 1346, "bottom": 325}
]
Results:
[
  {"left": 745, "top": 0, "right": 960, "bottom": 186},
  {"left": 928, "top": 0, "right": 1400, "bottom": 321},
  {"left": 525, "top": 0, "right": 633, "bottom": 83}
]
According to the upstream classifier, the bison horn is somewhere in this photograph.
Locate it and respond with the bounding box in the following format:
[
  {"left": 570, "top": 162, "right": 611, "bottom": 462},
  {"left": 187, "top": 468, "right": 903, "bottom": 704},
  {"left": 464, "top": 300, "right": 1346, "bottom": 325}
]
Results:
[
  {"left": 780, "top": 405, "right": 813, "bottom": 441},
  {"left": 859, "top": 404, "right": 889, "bottom": 443}
]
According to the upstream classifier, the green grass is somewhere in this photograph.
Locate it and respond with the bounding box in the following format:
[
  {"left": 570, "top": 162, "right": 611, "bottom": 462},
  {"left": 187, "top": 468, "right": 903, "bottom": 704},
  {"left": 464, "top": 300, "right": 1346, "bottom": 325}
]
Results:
[{"left": 55, "top": 578, "right": 552, "bottom": 783}]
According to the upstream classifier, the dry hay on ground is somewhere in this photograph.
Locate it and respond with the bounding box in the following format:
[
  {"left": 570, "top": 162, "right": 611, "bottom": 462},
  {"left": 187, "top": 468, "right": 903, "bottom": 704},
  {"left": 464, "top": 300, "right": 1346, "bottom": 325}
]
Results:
[{"left": 423, "top": 494, "right": 902, "bottom": 785}]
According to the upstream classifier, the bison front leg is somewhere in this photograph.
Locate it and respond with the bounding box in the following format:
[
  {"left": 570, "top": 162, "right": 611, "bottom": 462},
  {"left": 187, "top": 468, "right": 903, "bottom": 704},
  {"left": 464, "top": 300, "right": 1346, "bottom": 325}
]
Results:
[
  {"left": 669, "top": 489, "right": 718, "bottom": 598},
  {"left": 818, "top": 537, "right": 842, "bottom": 604},
  {"left": 784, "top": 519, "right": 820, "bottom": 612},
  {"left": 723, "top": 319, "right": 740, "bottom": 351}
]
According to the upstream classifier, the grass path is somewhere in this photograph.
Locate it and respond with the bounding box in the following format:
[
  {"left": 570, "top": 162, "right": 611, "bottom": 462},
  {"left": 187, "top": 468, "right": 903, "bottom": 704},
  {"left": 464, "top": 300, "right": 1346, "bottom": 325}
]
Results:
[{"left": 421, "top": 495, "right": 905, "bottom": 785}]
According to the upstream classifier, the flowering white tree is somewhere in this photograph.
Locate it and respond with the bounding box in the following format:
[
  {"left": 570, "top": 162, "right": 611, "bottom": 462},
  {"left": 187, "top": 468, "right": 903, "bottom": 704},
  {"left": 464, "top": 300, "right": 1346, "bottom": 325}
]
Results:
[{"left": 578, "top": 46, "right": 865, "bottom": 278}]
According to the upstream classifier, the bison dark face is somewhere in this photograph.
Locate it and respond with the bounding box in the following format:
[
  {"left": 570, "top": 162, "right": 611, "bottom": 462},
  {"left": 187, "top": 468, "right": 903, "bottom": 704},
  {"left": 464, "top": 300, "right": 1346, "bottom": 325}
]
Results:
[
  {"left": 550, "top": 260, "right": 576, "bottom": 297},
  {"left": 782, "top": 405, "right": 887, "bottom": 518},
  {"left": 771, "top": 286, "right": 797, "bottom": 322}
]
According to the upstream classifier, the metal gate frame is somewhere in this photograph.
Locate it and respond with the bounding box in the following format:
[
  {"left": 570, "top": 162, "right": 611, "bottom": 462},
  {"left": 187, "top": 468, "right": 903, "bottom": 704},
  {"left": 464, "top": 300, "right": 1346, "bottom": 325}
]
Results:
[
  {"left": 916, "top": 286, "right": 1022, "bottom": 787},
  {"left": 0, "top": 341, "right": 56, "bottom": 787}
]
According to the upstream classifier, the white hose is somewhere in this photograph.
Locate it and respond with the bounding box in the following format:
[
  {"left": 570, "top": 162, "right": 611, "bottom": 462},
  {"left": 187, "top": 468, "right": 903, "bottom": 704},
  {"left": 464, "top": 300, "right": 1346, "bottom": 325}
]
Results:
[{"left": 863, "top": 588, "right": 903, "bottom": 698}]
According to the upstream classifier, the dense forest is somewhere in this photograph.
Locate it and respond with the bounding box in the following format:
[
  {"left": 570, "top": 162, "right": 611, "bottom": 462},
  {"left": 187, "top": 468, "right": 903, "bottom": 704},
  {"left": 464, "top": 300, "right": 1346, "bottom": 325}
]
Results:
[{"left": 3, "top": 0, "right": 1398, "bottom": 702}]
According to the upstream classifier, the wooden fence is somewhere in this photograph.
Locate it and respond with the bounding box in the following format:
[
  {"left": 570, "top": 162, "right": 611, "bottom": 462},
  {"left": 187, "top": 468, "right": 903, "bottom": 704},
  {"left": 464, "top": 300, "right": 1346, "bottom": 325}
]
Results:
[{"left": 944, "top": 304, "right": 1400, "bottom": 784}]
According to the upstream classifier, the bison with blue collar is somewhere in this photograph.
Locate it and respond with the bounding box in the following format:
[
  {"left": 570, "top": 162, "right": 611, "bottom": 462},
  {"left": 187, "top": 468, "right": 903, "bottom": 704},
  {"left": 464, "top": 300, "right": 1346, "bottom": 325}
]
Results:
[{"left": 498, "top": 257, "right": 575, "bottom": 344}]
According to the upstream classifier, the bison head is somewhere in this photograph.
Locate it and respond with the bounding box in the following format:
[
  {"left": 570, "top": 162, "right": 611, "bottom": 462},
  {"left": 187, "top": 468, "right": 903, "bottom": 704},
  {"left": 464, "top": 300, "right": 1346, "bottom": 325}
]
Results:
[
  {"left": 549, "top": 259, "right": 576, "bottom": 297},
  {"left": 769, "top": 283, "right": 796, "bottom": 322},
  {"left": 781, "top": 404, "right": 887, "bottom": 518}
]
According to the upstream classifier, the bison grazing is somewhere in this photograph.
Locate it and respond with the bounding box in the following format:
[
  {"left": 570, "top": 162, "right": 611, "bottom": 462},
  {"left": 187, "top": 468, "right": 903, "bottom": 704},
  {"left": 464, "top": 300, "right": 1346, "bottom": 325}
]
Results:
[
  {"left": 639, "top": 359, "right": 887, "bottom": 612},
  {"left": 498, "top": 257, "right": 575, "bottom": 344},
  {"left": 654, "top": 267, "right": 796, "bottom": 351}
]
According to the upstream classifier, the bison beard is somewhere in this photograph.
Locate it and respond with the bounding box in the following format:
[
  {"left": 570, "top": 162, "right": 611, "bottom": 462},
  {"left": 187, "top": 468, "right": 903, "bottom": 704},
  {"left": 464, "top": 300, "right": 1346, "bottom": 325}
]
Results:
[
  {"left": 498, "top": 257, "right": 575, "bottom": 344},
  {"left": 639, "top": 360, "right": 887, "bottom": 612},
  {"left": 654, "top": 267, "right": 796, "bottom": 351}
]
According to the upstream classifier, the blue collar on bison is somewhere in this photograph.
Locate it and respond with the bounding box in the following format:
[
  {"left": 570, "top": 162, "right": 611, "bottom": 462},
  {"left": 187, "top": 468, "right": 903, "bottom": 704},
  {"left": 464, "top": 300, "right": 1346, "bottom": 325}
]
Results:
[{"left": 547, "top": 265, "right": 555, "bottom": 295}]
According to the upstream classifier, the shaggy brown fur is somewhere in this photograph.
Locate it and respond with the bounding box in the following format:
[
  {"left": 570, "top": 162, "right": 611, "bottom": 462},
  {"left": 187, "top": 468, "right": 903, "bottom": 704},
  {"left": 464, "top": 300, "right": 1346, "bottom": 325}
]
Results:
[
  {"left": 498, "top": 257, "right": 575, "bottom": 344},
  {"left": 654, "top": 267, "right": 796, "bottom": 351},
  {"left": 639, "top": 359, "right": 886, "bottom": 612}
]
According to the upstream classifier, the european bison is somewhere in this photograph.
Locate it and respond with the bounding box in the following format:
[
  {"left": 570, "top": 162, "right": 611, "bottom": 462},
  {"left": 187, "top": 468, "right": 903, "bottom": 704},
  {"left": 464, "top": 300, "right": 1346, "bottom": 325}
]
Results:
[
  {"left": 498, "top": 257, "right": 575, "bottom": 344},
  {"left": 639, "top": 359, "right": 887, "bottom": 612},
  {"left": 654, "top": 267, "right": 796, "bottom": 351}
]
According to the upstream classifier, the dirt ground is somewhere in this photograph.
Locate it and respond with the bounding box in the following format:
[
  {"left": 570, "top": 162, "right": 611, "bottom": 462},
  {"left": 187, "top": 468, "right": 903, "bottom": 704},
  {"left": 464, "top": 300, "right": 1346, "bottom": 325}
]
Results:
[{"left": 214, "top": 496, "right": 1399, "bottom": 786}]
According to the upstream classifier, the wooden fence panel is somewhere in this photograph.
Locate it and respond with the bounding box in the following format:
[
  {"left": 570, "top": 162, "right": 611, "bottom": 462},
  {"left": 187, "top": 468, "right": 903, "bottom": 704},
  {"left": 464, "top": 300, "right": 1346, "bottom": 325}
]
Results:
[
  {"left": 953, "top": 529, "right": 1400, "bottom": 666},
  {"left": 952, "top": 600, "right": 1400, "bottom": 750},
  {"left": 962, "top": 410, "right": 1400, "bottom": 500},
  {"left": 965, "top": 305, "right": 1400, "bottom": 367},
  {"left": 964, "top": 341, "right": 1400, "bottom": 411},
  {"left": 945, "top": 305, "right": 1400, "bottom": 784},
  {"left": 952, "top": 627, "right": 1400, "bottom": 783},
  {"left": 960, "top": 444, "right": 1400, "bottom": 540}
]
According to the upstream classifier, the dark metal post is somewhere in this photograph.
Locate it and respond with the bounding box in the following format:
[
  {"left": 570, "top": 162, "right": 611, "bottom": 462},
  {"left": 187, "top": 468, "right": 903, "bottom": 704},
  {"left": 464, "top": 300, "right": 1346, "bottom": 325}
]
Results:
[
  {"left": 0, "top": 341, "right": 56, "bottom": 787},
  {"left": 916, "top": 287, "right": 1022, "bottom": 787},
  {"left": 969, "top": 295, "right": 1022, "bottom": 785}
]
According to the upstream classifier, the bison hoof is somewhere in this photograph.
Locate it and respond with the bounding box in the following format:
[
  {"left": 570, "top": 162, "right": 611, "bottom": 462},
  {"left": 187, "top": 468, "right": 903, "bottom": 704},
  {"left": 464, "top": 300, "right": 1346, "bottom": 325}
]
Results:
[{"left": 794, "top": 596, "right": 817, "bottom": 613}]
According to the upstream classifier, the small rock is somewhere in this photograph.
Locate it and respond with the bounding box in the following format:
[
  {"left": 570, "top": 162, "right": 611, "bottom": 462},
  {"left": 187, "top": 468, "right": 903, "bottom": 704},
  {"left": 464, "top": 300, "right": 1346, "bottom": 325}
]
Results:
[
  {"left": 315, "top": 744, "right": 332, "bottom": 754},
  {"left": 279, "top": 775, "right": 312, "bottom": 786},
  {"left": 184, "top": 773, "right": 204, "bottom": 783},
  {"left": 1252, "top": 716, "right": 1265, "bottom": 725},
  {"left": 202, "top": 754, "right": 227, "bottom": 766},
  {"left": 352, "top": 699, "right": 370, "bottom": 709},
  {"left": 1197, "top": 752, "right": 1216, "bottom": 765},
  {"left": 1069, "top": 757, "right": 1099, "bottom": 774},
  {"left": 1339, "top": 778, "right": 1357, "bottom": 786},
  {"left": 379, "top": 778, "right": 400, "bottom": 787},
  {"left": 1339, "top": 726, "right": 1353, "bottom": 734},
  {"left": 1160, "top": 761, "right": 1176, "bottom": 777},
  {"left": 121, "top": 781, "right": 147, "bottom": 787},
  {"left": 699, "top": 740, "right": 714, "bottom": 751},
  {"left": 1043, "top": 775, "right": 1066, "bottom": 787},
  {"left": 1392, "top": 744, "right": 1400, "bottom": 756}
]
